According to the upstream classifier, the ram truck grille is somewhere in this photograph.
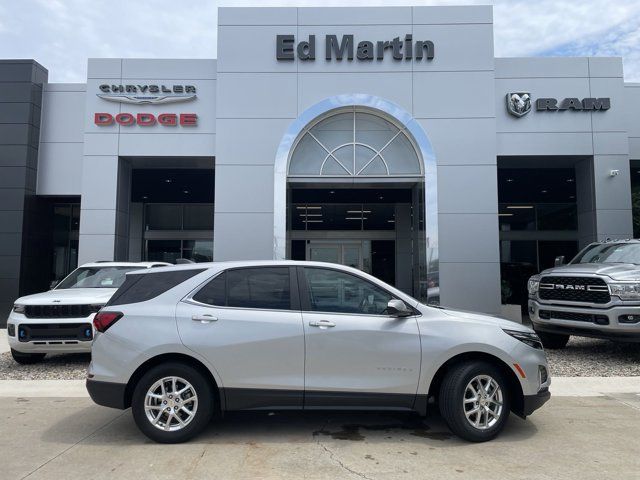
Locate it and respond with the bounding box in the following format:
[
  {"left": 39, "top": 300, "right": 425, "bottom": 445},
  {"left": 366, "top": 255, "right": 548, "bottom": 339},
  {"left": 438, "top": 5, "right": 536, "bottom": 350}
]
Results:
[{"left": 538, "top": 276, "right": 610, "bottom": 304}]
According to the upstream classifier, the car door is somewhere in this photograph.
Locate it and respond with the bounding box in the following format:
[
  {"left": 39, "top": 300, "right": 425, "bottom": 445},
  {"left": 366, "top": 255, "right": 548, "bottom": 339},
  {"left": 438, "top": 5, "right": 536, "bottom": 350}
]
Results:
[
  {"left": 176, "top": 266, "right": 305, "bottom": 410},
  {"left": 299, "top": 266, "right": 421, "bottom": 409}
]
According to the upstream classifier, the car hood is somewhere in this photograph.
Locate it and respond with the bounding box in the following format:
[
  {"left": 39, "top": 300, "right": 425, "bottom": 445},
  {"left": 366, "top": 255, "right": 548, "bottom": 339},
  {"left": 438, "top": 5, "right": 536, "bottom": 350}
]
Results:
[
  {"left": 15, "top": 288, "right": 117, "bottom": 305},
  {"left": 434, "top": 306, "right": 532, "bottom": 333},
  {"left": 539, "top": 263, "right": 640, "bottom": 281}
]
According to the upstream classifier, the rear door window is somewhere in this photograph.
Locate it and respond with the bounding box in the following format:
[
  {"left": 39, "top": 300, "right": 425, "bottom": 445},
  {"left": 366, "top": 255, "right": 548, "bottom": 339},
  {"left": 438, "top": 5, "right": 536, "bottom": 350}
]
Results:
[
  {"left": 192, "top": 267, "right": 292, "bottom": 310},
  {"left": 108, "top": 269, "right": 205, "bottom": 306}
]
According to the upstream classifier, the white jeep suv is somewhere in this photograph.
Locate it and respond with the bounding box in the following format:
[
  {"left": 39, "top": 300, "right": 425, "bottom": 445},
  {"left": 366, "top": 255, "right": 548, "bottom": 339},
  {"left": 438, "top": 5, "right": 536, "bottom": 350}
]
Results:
[{"left": 7, "top": 261, "right": 169, "bottom": 364}]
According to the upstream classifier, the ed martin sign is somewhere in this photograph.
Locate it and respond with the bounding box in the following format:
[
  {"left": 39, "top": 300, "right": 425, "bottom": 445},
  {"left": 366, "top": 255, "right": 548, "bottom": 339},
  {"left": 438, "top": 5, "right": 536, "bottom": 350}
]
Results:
[
  {"left": 276, "top": 34, "right": 435, "bottom": 61},
  {"left": 97, "top": 84, "right": 197, "bottom": 105}
]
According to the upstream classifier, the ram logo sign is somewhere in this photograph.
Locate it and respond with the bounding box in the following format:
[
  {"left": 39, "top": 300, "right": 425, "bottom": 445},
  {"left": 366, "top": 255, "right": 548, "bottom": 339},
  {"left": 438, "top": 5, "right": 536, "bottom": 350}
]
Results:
[{"left": 506, "top": 92, "right": 532, "bottom": 117}]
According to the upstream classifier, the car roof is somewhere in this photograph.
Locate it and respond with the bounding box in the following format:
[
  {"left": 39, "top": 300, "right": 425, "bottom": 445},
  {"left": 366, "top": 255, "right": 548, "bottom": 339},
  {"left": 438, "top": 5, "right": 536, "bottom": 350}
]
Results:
[
  {"left": 78, "top": 261, "right": 172, "bottom": 268},
  {"left": 123, "top": 260, "right": 420, "bottom": 306},
  {"left": 126, "top": 260, "right": 375, "bottom": 276}
]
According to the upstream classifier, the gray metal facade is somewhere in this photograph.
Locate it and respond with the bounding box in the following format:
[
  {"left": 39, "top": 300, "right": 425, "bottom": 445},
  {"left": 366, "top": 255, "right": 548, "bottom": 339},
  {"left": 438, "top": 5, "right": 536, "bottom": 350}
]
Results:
[
  {"left": 0, "top": 60, "right": 48, "bottom": 318},
  {"left": 1, "top": 5, "right": 639, "bottom": 321}
]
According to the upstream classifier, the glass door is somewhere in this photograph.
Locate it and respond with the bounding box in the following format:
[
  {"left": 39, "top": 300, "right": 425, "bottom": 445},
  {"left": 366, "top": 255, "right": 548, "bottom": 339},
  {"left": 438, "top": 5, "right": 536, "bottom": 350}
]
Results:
[{"left": 307, "top": 242, "right": 363, "bottom": 269}]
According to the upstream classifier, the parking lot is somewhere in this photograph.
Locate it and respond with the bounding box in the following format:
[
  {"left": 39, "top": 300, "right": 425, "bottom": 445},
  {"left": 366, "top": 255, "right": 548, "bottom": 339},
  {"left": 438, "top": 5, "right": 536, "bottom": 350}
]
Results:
[
  {"left": 1, "top": 329, "right": 639, "bottom": 479},
  {"left": 1, "top": 389, "right": 639, "bottom": 480}
]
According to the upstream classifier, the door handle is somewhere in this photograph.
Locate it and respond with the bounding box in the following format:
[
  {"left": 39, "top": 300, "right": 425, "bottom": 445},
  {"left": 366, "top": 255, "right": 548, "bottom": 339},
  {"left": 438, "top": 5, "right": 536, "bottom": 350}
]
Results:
[
  {"left": 309, "top": 320, "right": 336, "bottom": 328},
  {"left": 192, "top": 314, "right": 218, "bottom": 323}
]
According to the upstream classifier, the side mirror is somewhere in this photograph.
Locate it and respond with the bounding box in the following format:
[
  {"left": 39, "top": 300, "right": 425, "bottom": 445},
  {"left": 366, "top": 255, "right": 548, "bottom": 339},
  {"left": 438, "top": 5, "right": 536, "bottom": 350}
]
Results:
[
  {"left": 387, "top": 299, "right": 412, "bottom": 317},
  {"left": 554, "top": 255, "right": 566, "bottom": 267},
  {"left": 49, "top": 280, "right": 58, "bottom": 290}
]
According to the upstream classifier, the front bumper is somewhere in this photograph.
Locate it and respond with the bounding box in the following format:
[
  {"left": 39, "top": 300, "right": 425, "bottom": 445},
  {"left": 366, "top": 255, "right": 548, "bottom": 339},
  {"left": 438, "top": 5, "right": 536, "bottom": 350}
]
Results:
[
  {"left": 528, "top": 300, "right": 640, "bottom": 342},
  {"left": 7, "top": 313, "right": 95, "bottom": 354},
  {"left": 86, "top": 378, "right": 128, "bottom": 409},
  {"left": 521, "top": 388, "right": 550, "bottom": 417}
]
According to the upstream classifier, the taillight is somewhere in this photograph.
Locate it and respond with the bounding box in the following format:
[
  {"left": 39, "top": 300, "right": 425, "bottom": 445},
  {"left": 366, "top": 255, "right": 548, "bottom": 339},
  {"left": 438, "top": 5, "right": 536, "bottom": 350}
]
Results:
[{"left": 93, "top": 311, "right": 123, "bottom": 333}]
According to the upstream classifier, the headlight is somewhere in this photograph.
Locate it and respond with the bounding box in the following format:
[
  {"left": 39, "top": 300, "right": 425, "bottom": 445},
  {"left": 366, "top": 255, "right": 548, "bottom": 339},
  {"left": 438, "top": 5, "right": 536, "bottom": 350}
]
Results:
[
  {"left": 503, "top": 329, "right": 543, "bottom": 350},
  {"left": 12, "top": 304, "right": 25, "bottom": 314},
  {"left": 609, "top": 283, "right": 640, "bottom": 300},
  {"left": 527, "top": 276, "right": 540, "bottom": 297}
]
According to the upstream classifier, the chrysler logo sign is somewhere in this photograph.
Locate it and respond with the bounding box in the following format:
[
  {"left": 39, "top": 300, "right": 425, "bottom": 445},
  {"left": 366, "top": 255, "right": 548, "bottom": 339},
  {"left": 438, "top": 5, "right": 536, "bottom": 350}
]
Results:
[
  {"left": 507, "top": 92, "right": 610, "bottom": 117},
  {"left": 97, "top": 84, "right": 197, "bottom": 105}
]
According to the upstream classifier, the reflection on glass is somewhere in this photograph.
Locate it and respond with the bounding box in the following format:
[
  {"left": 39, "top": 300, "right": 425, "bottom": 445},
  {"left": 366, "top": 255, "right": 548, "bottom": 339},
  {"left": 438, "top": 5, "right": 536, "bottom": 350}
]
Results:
[
  {"left": 145, "top": 204, "right": 214, "bottom": 231},
  {"left": 291, "top": 204, "right": 396, "bottom": 231},
  {"left": 499, "top": 203, "right": 577, "bottom": 231}
]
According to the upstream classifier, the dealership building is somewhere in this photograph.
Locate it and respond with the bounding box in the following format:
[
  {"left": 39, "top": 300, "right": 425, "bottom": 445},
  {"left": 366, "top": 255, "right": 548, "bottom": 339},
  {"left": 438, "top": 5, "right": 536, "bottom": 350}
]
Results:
[{"left": 2, "top": 5, "right": 640, "bottom": 321}]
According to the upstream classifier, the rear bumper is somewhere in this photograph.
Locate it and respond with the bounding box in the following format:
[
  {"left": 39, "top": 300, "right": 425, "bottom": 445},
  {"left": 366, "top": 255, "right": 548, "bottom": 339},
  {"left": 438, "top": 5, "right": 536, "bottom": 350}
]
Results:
[
  {"left": 86, "top": 379, "right": 128, "bottom": 409},
  {"left": 521, "top": 388, "right": 550, "bottom": 417}
]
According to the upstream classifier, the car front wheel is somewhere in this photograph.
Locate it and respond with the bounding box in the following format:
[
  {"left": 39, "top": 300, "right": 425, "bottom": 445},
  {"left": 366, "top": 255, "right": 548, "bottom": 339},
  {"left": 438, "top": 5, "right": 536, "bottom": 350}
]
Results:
[
  {"left": 131, "top": 362, "right": 214, "bottom": 443},
  {"left": 439, "top": 361, "right": 511, "bottom": 442},
  {"left": 11, "top": 349, "right": 46, "bottom": 364}
]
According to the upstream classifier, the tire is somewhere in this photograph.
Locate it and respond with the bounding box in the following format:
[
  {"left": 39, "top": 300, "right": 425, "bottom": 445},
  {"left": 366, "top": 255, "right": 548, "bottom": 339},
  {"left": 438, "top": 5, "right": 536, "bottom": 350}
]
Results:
[
  {"left": 131, "top": 362, "right": 214, "bottom": 443},
  {"left": 11, "top": 349, "right": 46, "bottom": 365},
  {"left": 536, "top": 330, "right": 569, "bottom": 349},
  {"left": 439, "top": 361, "right": 511, "bottom": 442}
]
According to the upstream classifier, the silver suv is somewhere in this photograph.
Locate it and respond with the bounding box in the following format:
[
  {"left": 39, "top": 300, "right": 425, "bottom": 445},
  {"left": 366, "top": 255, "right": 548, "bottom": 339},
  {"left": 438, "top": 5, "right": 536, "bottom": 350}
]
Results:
[
  {"left": 528, "top": 240, "right": 640, "bottom": 348},
  {"left": 87, "top": 261, "right": 550, "bottom": 443}
]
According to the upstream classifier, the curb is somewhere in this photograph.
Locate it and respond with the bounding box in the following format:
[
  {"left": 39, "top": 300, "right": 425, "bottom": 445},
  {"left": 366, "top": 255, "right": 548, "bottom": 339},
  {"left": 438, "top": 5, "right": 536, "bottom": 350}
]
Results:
[{"left": 1, "top": 377, "right": 639, "bottom": 398}]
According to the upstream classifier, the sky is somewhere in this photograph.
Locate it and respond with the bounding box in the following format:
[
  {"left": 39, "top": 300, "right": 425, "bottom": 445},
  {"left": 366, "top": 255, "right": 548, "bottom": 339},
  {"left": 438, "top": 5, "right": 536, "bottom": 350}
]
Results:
[{"left": 0, "top": 0, "right": 639, "bottom": 83}]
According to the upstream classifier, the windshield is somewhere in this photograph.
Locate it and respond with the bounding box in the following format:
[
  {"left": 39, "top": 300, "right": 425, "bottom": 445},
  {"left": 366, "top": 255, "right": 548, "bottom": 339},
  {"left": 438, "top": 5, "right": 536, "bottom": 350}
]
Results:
[
  {"left": 56, "top": 267, "right": 143, "bottom": 289},
  {"left": 571, "top": 243, "right": 640, "bottom": 265}
]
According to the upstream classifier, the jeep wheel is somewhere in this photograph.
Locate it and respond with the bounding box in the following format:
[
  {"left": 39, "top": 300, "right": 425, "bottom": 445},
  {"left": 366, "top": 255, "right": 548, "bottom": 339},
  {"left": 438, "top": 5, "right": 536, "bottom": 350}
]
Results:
[
  {"left": 536, "top": 331, "right": 569, "bottom": 349},
  {"left": 11, "top": 349, "right": 46, "bottom": 365},
  {"left": 439, "top": 361, "right": 511, "bottom": 442},
  {"left": 131, "top": 362, "right": 214, "bottom": 443}
]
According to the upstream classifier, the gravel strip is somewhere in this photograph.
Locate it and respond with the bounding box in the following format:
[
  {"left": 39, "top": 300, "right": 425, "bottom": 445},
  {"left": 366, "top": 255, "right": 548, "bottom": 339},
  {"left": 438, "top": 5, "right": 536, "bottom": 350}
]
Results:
[
  {"left": 0, "top": 337, "right": 638, "bottom": 380},
  {"left": 545, "top": 336, "right": 640, "bottom": 377},
  {"left": 0, "top": 352, "right": 89, "bottom": 380}
]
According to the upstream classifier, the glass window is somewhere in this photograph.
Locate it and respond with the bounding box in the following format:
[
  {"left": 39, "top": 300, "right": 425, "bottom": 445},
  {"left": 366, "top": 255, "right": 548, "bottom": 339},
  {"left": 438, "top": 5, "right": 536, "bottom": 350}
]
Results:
[
  {"left": 537, "top": 204, "right": 578, "bottom": 230},
  {"left": 108, "top": 269, "right": 206, "bottom": 306},
  {"left": 572, "top": 243, "right": 640, "bottom": 265},
  {"left": 146, "top": 205, "right": 182, "bottom": 230},
  {"left": 303, "top": 267, "right": 393, "bottom": 315},
  {"left": 226, "top": 268, "right": 291, "bottom": 310},
  {"left": 57, "top": 266, "right": 142, "bottom": 289},
  {"left": 183, "top": 204, "right": 214, "bottom": 230},
  {"left": 193, "top": 272, "right": 226, "bottom": 306},
  {"left": 182, "top": 240, "right": 213, "bottom": 262},
  {"left": 288, "top": 110, "right": 422, "bottom": 178}
]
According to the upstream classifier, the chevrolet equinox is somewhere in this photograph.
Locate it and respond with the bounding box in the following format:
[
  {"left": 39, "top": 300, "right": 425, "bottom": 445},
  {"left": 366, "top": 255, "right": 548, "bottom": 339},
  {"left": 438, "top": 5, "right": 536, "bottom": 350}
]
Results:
[{"left": 87, "top": 261, "right": 550, "bottom": 443}]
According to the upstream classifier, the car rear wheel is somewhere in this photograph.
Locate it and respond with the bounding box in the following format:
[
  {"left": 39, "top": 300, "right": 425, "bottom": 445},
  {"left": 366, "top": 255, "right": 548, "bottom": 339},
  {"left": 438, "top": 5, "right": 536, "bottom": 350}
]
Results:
[
  {"left": 131, "top": 363, "right": 214, "bottom": 443},
  {"left": 536, "top": 331, "right": 569, "bottom": 349},
  {"left": 11, "top": 349, "right": 46, "bottom": 364},
  {"left": 439, "top": 361, "right": 511, "bottom": 442}
]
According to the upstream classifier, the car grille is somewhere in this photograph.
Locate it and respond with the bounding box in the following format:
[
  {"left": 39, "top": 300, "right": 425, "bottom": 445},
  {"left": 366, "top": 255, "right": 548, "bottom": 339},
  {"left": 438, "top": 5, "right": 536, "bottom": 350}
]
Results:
[
  {"left": 17, "top": 323, "right": 93, "bottom": 342},
  {"left": 539, "top": 276, "right": 610, "bottom": 304},
  {"left": 24, "top": 304, "right": 92, "bottom": 319},
  {"left": 539, "top": 310, "right": 609, "bottom": 325}
]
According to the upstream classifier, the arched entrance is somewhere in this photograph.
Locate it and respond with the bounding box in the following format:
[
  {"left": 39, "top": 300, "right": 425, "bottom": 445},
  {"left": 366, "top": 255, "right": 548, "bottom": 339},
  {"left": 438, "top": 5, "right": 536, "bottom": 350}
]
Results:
[{"left": 274, "top": 95, "right": 438, "bottom": 302}]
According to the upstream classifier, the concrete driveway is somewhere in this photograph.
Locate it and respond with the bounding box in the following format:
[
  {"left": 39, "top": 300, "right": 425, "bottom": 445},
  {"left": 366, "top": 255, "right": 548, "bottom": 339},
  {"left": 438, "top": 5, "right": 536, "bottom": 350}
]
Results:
[{"left": 1, "top": 380, "right": 639, "bottom": 480}]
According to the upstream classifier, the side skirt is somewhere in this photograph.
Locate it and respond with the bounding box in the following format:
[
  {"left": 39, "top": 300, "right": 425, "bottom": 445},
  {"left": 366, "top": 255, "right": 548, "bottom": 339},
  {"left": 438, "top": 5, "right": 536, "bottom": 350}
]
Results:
[{"left": 222, "top": 388, "right": 422, "bottom": 413}]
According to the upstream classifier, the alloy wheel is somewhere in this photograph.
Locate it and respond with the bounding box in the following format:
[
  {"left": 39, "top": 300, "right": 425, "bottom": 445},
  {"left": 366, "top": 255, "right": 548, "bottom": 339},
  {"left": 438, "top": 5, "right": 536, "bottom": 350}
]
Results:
[
  {"left": 144, "top": 376, "right": 199, "bottom": 432},
  {"left": 463, "top": 374, "right": 503, "bottom": 430}
]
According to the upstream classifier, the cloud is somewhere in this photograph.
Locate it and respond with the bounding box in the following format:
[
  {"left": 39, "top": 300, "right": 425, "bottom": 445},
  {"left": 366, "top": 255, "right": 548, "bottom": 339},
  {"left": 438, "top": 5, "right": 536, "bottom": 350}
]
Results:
[{"left": 0, "top": 0, "right": 639, "bottom": 82}]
